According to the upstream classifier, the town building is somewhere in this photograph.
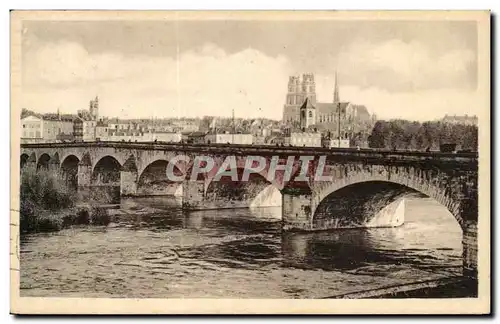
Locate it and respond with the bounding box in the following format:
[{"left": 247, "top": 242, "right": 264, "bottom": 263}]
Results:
[
  {"left": 21, "top": 115, "right": 43, "bottom": 142},
  {"left": 21, "top": 113, "right": 75, "bottom": 143},
  {"left": 82, "top": 120, "right": 97, "bottom": 141},
  {"left": 152, "top": 132, "right": 182, "bottom": 143},
  {"left": 325, "top": 138, "right": 351, "bottom": 148},
  {"left": 95, "top": 121, "right": 110, "bottom": 141},
  {"left": 171, "top": 119, "right": 199, "bottom": 133},
  {"left": 42, "top": 114, "right": 74, "bottom": 141},
  {"left": 442, "top": 114, "right": 478, "bottom": 126},
  {"left": 205, "top": 133, "right": 253, "bottom": 145},
  {"left": 73, "top": 117, "right": 84, "bottom": 141},
  {"left": 289, "top": 132, "right": 322, "bottom": 147},
  {"left": 107, "top": 130, "right": 149, "bottom": 142}
]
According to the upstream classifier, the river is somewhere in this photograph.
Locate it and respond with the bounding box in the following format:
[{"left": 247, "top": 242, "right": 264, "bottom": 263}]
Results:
[{"left": 20, "top": 197, "right": 463, "bottom": 298}]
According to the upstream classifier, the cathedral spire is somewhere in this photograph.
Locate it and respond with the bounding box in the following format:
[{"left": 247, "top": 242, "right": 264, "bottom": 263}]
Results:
[{"left": 333, "top": 71, "right": 340, "bottom": 103}]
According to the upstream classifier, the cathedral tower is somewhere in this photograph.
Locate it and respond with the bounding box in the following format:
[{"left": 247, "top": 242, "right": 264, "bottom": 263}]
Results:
[
  {"left": 302, "top": 73, "right": 316, "bottom": 104},
  {"left": 283, "top": 74, "right": 318, "bottom": 123}
]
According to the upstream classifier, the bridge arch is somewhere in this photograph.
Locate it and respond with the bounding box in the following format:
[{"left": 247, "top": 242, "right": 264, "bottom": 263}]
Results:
[
  {"left": 137, "top": 159, "right": 183, "bottom": 196},
  {"left": 20, "top": 153, "right": 29, "bottom": 169},
  {"left": 91, "top": 155, "right": 122, "bottom": 185},
  {"left": 61, "top": 154, "right": 80, "bottom": 191},
  {"left": 36, "top": 153, "right": 51, "bottom": 171},
  {"left": 312, "top": 168, "right": 464, "bottom": 229}
]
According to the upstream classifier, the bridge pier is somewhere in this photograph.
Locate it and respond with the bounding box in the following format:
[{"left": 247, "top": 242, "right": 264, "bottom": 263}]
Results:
[
  {"left": 120, "top": 170, "right": 137, "bottom": 196},
  {"left": 182, "top": 180, "right": 206, "bottom": 210},
  {"left": 48, "top": 159, "right": 59, "bottom": 173},
  {"left": 282, "top": 189, "right": 313, "bottom": 231},
  {"left": 23, "top": 161, "right": 36, "bottom": 171},
  {"left": 463, "top": 220, "right": 478, "bottom": 280},
  {"left": 76, "top": 161, "right": 93, "bottom": 200}
]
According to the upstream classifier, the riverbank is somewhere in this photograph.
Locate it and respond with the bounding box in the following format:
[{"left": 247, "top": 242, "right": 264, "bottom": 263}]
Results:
[
  {"left": 327, "top": 277, "right": 477, "bottom": 299},
  {"left": 19, "top": 167, "right": 117, "bottom": 234},
  {"left": 20, "top": 205, "right": 113, "bottom": 233}
]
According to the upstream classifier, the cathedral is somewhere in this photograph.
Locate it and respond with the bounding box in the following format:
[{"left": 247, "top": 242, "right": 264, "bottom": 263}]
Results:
[{"left": 282, "top": 73, "right": 371, "bottom": 130}]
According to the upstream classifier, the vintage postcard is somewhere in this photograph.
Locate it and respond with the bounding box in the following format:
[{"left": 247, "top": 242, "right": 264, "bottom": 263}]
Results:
[{"left": 10, "top": 10, "right": 491, "bottom": 315}]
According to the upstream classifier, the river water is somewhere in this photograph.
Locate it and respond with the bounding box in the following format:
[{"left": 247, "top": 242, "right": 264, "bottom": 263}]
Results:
[{"left": 20, "top": 197, "right": 463, "bottom": 298}]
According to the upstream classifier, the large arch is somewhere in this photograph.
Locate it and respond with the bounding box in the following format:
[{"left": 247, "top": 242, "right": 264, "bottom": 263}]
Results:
[
  {"left": 137, "top": 159, "right": 183, "bottom": 196},
  {"left": 91, "top": 155, "right": 122, "bottom": 185},
  {"left": 313, "top": 181, "right": 421, "bottom": 229},
  {"left": 36, "top": 153, "right": 51, "bottom": 171},
  {"left": 312, "top": 168, "right": 465, "bottom": 229},
  {"left": 90, "top": 155, "right": 122, "bottom": 204},
  {"left": 60, "top": 154, "right": 80, "bottom": 191}
]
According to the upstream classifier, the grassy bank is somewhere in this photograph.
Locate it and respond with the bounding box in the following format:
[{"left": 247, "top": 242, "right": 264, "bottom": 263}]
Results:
[{"left": 20, "top": 167, "right": 111, "bottom": 234}]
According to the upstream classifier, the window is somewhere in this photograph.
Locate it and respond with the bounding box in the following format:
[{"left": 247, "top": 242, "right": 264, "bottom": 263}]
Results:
[
  {"left": 309, "top": 111, "right": 312, "bottom": 118},
  {"left": 23, "top": 125, "right": 25, "bottom": 128}
]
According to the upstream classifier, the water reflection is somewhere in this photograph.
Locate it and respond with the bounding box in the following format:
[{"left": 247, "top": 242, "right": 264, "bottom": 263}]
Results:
[{"left": 20, "top": 196, "right": 463, "bottom": 298}]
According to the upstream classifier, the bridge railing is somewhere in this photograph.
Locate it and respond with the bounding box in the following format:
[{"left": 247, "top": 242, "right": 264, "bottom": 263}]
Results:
[{"left": 21, "top": 141, "right": 478, "bottom": 160}]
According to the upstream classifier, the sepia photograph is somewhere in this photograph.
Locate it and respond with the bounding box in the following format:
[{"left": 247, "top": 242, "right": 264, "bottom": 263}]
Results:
[{"left": 10, "top": 10, "right": 490, "bottom": 314}]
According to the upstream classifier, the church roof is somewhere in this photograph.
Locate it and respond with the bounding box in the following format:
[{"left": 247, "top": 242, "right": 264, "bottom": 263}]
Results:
[
  {"left": 351, "top": 104, "right": 370, "bottom": 118},
  {"left": 300, "top": 97, "right": 315, "bottom": 110},
  {"left": 315, "top": 102, "right": 350, "bottom": 114}
]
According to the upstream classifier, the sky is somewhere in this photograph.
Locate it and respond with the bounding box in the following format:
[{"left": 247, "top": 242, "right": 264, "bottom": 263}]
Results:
[{"left": 20, "top": 19, "right": 479, "bottom": 121}]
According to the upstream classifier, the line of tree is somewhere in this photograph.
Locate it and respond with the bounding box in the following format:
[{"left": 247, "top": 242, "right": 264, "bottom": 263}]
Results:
[{"left": 368, "top": 119, "right": 478, "bottom": 151}]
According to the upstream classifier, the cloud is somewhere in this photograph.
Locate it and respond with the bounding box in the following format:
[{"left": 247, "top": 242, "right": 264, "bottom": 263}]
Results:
[
  {"left": 21, "top": 42, "right": 291, "bottom": 119},
  {"left": 315, "top": 75, "right": 480, "bottom": 121},
  {"left": 337, "top": 39, "right": 475, "bottom": 91},
  {"left": 21, "top": 39, "right": 478, "bottom": 121}
]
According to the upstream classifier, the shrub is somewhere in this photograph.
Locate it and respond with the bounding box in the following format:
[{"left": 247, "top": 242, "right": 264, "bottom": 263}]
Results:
[{"left": 19, "top": 167, "right": 78, "bottom": 233}]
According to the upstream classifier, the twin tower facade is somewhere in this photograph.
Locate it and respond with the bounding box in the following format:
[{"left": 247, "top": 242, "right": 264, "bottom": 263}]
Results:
[{"left": 282, "top": 73, "right": 341, "bottom": 128}]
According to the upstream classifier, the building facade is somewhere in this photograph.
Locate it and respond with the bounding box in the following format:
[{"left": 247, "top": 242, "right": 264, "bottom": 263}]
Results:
[
  {"left": 22, "top": 114, "right": 75, "bottom": 143},
  {"left": 82, "top": 120, "right": 97, "bottom": 141},
  {"left": 95, "top": 121, "right": 109, "bottom": 140},
  {"left": 442, "top": 114, "right": 478, "bottom": 126},
  {"left": 289, "top": 132, "right": 322, "bottom": 147},
  {"left": 205, "top": 133, "right": 253, "bottom": 145},
  {"left": 73, "top": 117, "right": 84, "bottom": 141},
  {"left": 153, "top": 132, "right": 182, "bottom": 143},
  {"left": 21, "top": 115, "right": 43, "bottom": 140},
  {"left": 326, "top": 138, "right": 351, "bottom": 148}
]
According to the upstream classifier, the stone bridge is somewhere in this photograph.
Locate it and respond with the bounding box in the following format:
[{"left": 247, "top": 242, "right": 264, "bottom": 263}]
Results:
[{"left": 20, "top": 142, "right": 478, "bottom": 278}]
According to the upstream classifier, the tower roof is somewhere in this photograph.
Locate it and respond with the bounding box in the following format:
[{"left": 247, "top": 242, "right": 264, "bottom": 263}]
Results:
[
  {"left": 300, "top": 97, "right": 315, "bottom": 110},
  {"left": 333, "top": 71, "right": 340, "bottom": 103}
]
